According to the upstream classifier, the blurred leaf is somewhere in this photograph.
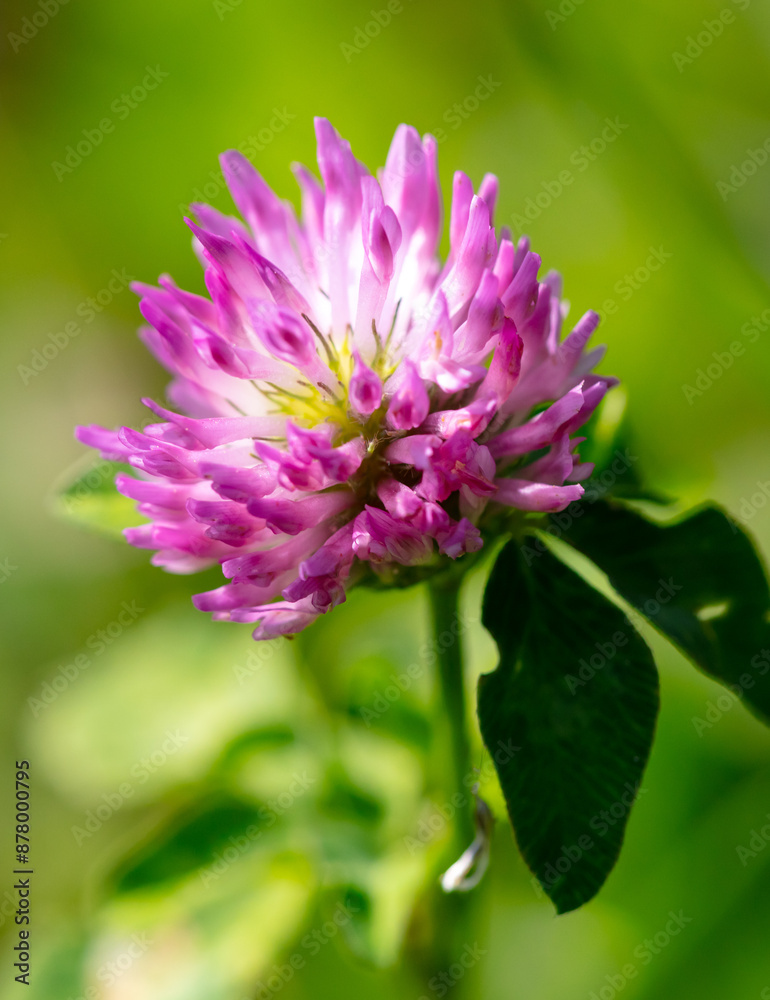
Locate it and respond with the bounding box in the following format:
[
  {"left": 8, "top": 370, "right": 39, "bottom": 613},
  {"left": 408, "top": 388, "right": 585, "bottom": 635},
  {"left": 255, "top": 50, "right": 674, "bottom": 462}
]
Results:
[
  {"left": 333, "top": 727, "right": 428, "bottom": 845},
  {"left": 87, "top": 850, "right": 316, "bottom": 1000},
  {"left": 479, "top": 540, "right": 659, "bottom": 913},
  {"left": 3, "top": 935, "right": 90, "bottom": 1000},
  {"left": 336, "top": 850, "right": 430, "bottom": 968},
  {"left": 321, "top": 765, "right": 385, "bottom": 826},
  {"left": 27, "top": 603, "right": 301, "bottom": 805},
  {"left": 351, "top": 693, "right": 433, "bottom": 751},
  {"left": 347, "top": 652, "right": 434, "bottom": 752},
  {"left": 111, "top": 794, "right": 262, "bottom": 893},
  {"left": 212, "top": 724, "right": 296, "bottom": 773},
  {"left": 313, "top": 760, "right": 403, "bottom": 869},
  {"left": 556, "top": 500, "right": 770, "bottom": 724},
  {"left": 51, "top": 459, "right": 145, "bottom": 538}
]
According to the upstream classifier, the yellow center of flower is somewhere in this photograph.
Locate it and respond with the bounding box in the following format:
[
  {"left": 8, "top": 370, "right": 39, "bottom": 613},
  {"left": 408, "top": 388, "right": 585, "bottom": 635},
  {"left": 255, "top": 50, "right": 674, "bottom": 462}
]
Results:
[{"left": 257, "top": 321, "right": 396, "bottom": 446}]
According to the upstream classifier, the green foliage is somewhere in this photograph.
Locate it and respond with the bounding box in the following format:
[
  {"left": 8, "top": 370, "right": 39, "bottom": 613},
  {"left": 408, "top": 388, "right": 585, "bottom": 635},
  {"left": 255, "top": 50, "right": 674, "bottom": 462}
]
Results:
[
  {"left": 5, "top": 0, "right": 770, "bottom": 995},
  {"left": 478, "top": 485, "right": 770, "bottom": 915},
  {"left": 479, "top": 540, "right": 659, "bottom": 912},
  {"left": 24, "top": 597, "right": 446, "bottom": 997},
  {"left": 111, "top": 795, "right": 264, "bottom": 893},
  {"left": 555, "top": 500, "right": 770, "bottom": 723},
  {"left": 52, "top": 459, "right": 145, "bottom": 538}
]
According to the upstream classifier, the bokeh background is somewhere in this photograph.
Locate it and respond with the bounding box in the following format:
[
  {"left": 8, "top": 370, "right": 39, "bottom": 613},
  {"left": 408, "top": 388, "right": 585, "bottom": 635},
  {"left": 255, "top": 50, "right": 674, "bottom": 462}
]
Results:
[{"left": 2, "top": 0, "right": 770, "bottom": 997}]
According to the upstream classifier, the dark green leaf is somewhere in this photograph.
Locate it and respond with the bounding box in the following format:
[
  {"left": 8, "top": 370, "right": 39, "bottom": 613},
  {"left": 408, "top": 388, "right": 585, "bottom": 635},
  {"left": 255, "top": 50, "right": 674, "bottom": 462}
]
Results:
[
  {"left": 555, "top": 501, "right": 770, "bottom": 723},
  {"left": 111, "top": 794, "right": 262, "bottom": 893},
  {"left": 478, "top": 540, "right": 659, "bottom": 913}
]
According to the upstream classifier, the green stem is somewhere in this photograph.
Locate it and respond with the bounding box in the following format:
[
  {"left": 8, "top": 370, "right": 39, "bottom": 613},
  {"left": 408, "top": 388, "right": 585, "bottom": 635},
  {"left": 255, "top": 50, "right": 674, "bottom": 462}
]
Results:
[
  {"left": 415, "top": 574, "right": 479, "bottom": 992},
  {"left": 428, "top": 574, "right": 474, "bottom": 853}
]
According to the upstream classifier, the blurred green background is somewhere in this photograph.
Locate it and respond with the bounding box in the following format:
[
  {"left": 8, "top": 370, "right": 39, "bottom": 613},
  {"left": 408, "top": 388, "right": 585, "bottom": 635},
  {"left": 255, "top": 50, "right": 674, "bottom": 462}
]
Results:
[{"left": 2, "top": 0, "right": 770, "bottom": 997}]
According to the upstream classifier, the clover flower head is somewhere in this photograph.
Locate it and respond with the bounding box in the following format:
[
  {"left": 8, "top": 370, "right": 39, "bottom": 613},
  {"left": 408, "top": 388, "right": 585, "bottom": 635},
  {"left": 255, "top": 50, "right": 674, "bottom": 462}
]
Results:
[{"left": 77, "top": 118, "right": 615, "bottom": 639}]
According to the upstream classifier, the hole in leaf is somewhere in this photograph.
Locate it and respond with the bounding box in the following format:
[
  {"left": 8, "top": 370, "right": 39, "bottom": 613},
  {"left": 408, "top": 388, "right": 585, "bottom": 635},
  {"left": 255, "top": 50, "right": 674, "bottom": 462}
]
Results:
[{"left": 696, "top": 601, "right": 730, "bottom": 622}]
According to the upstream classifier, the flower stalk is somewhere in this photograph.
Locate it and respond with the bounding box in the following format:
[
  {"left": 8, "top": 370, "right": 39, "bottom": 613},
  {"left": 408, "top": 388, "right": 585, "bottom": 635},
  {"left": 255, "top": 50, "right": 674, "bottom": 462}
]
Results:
[
  {"left": 406, "top": 573, "right": 481, "bottom": 995},
  {"left": 428, "top": 574, "right": 474, "bottom": 855}
]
